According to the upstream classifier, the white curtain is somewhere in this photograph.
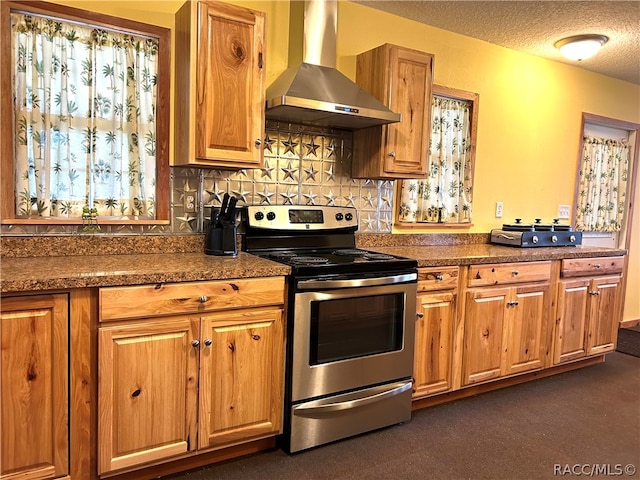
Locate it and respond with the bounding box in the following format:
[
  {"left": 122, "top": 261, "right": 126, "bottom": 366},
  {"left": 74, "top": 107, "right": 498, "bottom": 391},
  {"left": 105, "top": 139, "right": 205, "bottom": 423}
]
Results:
[
  {"left": 575, "top": 136, "right": 630, "bottom": 231},
  {"left": 12, "top": 12, "right": 159, "bottom": 218},
  {"left": 398, "top": 96, "right": 473, "bottom": 224}
]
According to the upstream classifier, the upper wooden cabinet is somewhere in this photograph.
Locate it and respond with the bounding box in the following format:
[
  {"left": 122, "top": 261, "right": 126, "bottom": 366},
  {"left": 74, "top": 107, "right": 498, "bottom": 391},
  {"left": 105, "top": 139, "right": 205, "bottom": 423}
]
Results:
[
  {"left": 175, "top": 0, "right": 266, "bottom": 168},
  {"left": 1, "top": 294, "right": 69, "bottom": 480},
  {"left": 352, "top": 44, "right": 434, "bottom": 179}
]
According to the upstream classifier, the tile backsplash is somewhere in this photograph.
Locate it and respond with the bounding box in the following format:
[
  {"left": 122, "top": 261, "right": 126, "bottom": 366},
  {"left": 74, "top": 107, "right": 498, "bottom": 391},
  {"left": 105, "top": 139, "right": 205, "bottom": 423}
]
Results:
[{"left": 1, "top": 122, "right": 394, "bottom": 236}]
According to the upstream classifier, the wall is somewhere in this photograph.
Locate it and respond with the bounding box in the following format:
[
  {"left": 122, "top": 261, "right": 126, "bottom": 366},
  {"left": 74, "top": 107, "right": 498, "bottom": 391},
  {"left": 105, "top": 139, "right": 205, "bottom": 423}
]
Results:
[{"left": 10, "top": 0, "right": 640, "bottom": 322}]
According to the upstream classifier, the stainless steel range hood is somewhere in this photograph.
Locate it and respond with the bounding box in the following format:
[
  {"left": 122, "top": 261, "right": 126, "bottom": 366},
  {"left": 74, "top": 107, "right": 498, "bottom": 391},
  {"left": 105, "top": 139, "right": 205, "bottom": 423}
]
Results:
[{"left": 265, "top": 0, "right": 400, "bottom": 129}]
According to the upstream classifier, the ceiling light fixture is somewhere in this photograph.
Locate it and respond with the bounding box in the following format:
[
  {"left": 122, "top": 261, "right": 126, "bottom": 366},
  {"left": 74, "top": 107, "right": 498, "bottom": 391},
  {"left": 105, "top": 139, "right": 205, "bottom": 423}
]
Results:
[{"left": 554, "top": 34, "right": 609, "bottom": 61}]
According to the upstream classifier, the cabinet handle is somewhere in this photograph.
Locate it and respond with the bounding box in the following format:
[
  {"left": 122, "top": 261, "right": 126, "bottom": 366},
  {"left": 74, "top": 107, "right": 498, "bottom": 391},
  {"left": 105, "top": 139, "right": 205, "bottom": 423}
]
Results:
[
  {"left": 387, "top": 151, "right": 396, "bottom": 158},
  {"left": 204, "top": 338, "right": 213, "bottom": 347},
  {"left": 255, "top": 139, "right": 262, "bottom": 148},
  {"left": 199, "top": 295, "right": 208, "bottom": 303},
  {"left": 258, "top": 52, "right": 263, "bottom": 69},
  {"left": 435, "top": 274, "right": 444, "bottom": 281},
  {"left": 191, "top": 340, "right": 200, "bottom": 348},
  {"left": 416, "top": 312, "right": 424, "bottom": 319},
  {"left": 589, "top": 291, "right": 600, "bottom": 296},
  {"left": 507, "top": 300, "right": 520, "bottom": 307},
  {"left": 512, "top": 270, "right": 519, "bottom": 276}
]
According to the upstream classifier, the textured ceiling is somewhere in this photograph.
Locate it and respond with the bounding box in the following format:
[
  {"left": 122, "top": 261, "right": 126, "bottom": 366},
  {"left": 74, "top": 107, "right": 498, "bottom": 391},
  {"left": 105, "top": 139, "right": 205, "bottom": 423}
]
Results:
[{"left": 353, "top": 1, "right": 640, "bottom": 85}]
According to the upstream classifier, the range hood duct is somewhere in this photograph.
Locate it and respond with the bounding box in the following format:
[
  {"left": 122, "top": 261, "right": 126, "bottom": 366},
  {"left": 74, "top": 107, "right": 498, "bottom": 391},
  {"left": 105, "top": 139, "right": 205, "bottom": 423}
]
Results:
[{"left": 265, "top": 0, "right": 400, "bottom": 129}]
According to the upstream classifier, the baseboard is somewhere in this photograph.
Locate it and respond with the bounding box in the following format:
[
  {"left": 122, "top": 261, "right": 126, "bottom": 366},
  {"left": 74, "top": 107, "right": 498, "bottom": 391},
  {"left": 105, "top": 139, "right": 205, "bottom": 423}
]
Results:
[{"left": 620, "top": 318, "right": 640, "bottom": 328}]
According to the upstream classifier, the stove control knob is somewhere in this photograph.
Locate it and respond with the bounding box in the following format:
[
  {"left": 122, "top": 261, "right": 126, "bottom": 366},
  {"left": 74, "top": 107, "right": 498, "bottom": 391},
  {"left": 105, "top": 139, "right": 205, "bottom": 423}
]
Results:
[
  {"left": 254, "top": 211, "right": 264, "bottom": 221},
  {"left": 570, "top": 235, "right": 576, "bottom": 243},
  {"left": 551, "top": 235, "right": 558, "bottom": 243},
  {"left": 266, "top": 211, "right": 276, "bottom": 221},
  {"left": 532, "top": 235, "right": 539, "bottom": 244},
  {"left": 335, "top": 213, "right": 344, "bottom": 221},
  {"left": 345, "top": 212, "right": 354, "bottom": 221}
]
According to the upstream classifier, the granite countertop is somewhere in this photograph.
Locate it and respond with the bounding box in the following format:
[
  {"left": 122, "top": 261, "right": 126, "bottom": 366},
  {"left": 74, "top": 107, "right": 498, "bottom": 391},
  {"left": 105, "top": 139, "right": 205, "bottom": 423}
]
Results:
[
  {"left": 0, "top": 235, "right": 626, "bottom": 294},
  {"left": 369, "top": 244, "right": 627, "bottom": 267},
  {"left": 0, "top": 252, "right": 290, "bottom": 293}
]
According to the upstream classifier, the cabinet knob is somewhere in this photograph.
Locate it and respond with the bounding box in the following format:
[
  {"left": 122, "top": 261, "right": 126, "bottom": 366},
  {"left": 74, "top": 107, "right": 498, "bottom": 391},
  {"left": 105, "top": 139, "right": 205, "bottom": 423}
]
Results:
[
  {"left": 435, "top": 274, "right": 444, "bottom": 281},
  {"left": 199, "top": 295, "right": 208, "bottom": 303},
  {"left": 512, "top": 270, "right": 519, "bottom": 276},
  {"left": 191, "top": 340, "right": 200, "bottom": 348},
  {"left": 255, "top": 139, "right": 262, "bottom": 148},
  {"left": 387, "top": 151, "right": 396, "bottom": 158},
  {"left": 593, "top": 264, "right": 601, "bottom": 269},
  {"left": 416, "top": 312, "right": 424, "bottom": 319},
  {"left": 204, "top": 338, "right": 213, "bottom": 347}
]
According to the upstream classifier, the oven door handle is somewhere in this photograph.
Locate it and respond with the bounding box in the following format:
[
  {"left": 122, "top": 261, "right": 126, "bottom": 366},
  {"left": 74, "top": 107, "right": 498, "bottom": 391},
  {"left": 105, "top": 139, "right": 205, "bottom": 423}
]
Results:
[
  {"left": 296, "top": 272, "right": 417, "bottom": 290},
  {"left": 293, "top": 380, "right": 412, "bottom": 416}
]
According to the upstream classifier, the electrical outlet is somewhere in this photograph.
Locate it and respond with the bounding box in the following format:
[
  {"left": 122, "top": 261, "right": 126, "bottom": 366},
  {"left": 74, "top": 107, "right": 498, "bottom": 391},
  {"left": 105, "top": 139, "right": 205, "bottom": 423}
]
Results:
[
  {"left": 558, "top": 204, "right": 570, "bottom": 219},
  {"left": 495, "top": 201, "right": 503, "bottom": 218},
  {"left": 184, "top": 191, "right": 197, "bottom": 213}
]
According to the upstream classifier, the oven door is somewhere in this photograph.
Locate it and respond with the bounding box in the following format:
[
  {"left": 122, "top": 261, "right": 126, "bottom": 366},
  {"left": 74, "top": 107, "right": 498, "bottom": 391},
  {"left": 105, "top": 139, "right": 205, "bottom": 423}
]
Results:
[{"left": 291, "top": 272, "right": 417, "bottom": 402}]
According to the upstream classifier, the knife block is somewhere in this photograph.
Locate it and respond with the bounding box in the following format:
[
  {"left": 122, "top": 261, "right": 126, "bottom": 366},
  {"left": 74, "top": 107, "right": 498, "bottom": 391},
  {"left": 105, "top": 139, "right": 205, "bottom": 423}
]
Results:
[{"left": 205, "top": 225, "right": 237, "bottom": 256}]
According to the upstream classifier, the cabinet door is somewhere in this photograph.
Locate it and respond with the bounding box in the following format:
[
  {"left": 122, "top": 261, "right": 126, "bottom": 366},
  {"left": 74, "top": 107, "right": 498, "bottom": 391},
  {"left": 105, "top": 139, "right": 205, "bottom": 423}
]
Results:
[
  {"left": 199, "top": 307, "right": 284, "bottom": 449},
  {"left": 98, "top": 318, "right": 199, "bottom": 474},
  {"left": 196, "top": 1, "right": 265, "bottom": 167},
  {"left": 502, "top": 284, "right": 551, "bottom": 375},
  {"left": 413, "top": 291, "right": 456, "bottom": 397},
  {"left": 382, "top": 46, "right": 433, "bottom": 176},
  {"left": 586, "top": 276, "right": 622, "bottom": 356},
  {"left": 554, "top": 278, "right": 590, "bottom": 364},
  {"left": 462, "top": 287, "right": 508, "bottom": 385},
  {"left": 1, "top": 295, "right": 68, "bottom": 480}
]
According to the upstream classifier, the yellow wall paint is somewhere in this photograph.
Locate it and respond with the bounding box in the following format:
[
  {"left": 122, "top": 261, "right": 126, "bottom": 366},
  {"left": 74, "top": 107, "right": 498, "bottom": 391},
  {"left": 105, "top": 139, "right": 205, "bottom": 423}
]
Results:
[{"left": 37, "top": 0, "right": 640, "bottom": 322}]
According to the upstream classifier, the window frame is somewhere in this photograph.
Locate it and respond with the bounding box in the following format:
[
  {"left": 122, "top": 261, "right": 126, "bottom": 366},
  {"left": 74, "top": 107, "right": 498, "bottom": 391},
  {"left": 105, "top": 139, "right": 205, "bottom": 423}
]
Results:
[
  {"left": 0, "top": 0, "right": 170, "bottom": 225},
  {"left": 394, "top": 84, "right": 479, "bottom": 228}
]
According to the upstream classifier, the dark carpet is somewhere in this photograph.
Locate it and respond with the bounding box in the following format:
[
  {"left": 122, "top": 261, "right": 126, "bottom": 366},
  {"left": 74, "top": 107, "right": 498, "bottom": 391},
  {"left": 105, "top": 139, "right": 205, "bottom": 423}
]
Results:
[
  {"left": 617, "top": 328, "right": 640, "bottom": 358},
  {"left": 165, "top": 352, "right": 640, "bottom": 480}
]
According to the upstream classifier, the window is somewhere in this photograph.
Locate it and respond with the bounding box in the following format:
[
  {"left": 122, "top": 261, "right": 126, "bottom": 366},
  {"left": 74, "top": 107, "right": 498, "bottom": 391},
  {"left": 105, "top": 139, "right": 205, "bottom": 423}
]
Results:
[
  {"left": 0, "top": 1, "right": 169, "bottom": 224},
  {"left": 396, "top": 85, "right": 478, "bottom": 226}
]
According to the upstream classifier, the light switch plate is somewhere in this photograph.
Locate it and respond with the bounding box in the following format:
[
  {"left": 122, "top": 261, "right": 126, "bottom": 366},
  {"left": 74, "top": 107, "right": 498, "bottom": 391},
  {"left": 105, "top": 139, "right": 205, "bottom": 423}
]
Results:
[{"left": 558, "top": 204, "right": 570, "bottom": 219}]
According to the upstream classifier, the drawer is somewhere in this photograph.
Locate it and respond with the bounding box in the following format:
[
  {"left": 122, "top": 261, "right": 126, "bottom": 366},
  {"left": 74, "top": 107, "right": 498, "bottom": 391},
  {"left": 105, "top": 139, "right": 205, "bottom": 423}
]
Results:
[
  {"left": 417, "top": 266, "right": 459, "bottom": 292},
  {"left": 100, "top": 276, "right": 285, "bottom": 321},
  {"left": 561, "top": 256, "right": 625, "bottom": 277},
  {"left": 468, "top": 261, "right": 551, "bottom": 287}
]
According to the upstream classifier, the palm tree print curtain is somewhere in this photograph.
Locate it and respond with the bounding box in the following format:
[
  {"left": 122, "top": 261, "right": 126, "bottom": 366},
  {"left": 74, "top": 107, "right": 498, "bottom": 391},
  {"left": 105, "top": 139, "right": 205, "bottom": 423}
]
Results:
[
  {"left": 398, "top": 96, "right": 473, "bottom": 223},
  {"left": 575, "top": 136, "right": 630, "bottom": 232},
  {"left": 11, "top": 12, "right": 158, "bottom": 218}
]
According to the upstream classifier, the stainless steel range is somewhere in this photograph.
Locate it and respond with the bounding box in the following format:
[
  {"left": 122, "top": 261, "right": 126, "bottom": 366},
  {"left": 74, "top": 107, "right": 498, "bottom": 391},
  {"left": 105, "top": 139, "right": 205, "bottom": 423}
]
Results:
[
  {"left": 243, "top": 205, "right": 417, "bottom": 453},
  {"left": 490, "top": 218, "right": 583, "bottom": 247}
]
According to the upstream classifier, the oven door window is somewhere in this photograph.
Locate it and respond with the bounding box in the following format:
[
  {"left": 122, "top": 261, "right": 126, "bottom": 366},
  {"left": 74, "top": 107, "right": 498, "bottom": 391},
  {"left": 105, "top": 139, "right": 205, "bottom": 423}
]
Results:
[{"left": 309, "top": 293, "right": 404, "bottom": 365}]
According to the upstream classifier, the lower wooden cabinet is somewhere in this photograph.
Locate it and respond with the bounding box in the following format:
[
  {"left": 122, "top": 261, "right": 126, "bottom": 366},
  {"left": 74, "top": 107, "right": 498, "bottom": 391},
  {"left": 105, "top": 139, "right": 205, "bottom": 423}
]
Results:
[
  {"left": 554, "top": 275, "right": 622, "bottom": 364},
  {"left": 1, "top": 294, "right": 69, "bottom": 480},
  {"left": 412, "top": 267, "right": 459, "bottom": 398},
  {"left": 462, "top": 282, "right": 551, "bottom": 386},
  {"left": 97, "top": 278, "right": 286, "bottom": 475}
]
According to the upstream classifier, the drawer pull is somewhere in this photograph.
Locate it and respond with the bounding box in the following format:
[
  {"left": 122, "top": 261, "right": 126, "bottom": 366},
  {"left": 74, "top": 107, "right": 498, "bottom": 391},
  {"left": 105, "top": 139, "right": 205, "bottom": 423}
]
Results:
[
  {"left": 199, "top": 295, "right": 209, "bottom": 303},
  {"left": 593, "top": 264, "right": 601, "bottom": 269},
  {"left": 204, "top": 338, "right": 213, "bottom": 347},
  {"left": 191, "top": 340, "right": 200, "bottom": 348},
  {"left": 512, "top": 270, "right": 519, "bottom": 276},
  {"left": 435, "top": 274, "right": 444, "bottom": 281}
]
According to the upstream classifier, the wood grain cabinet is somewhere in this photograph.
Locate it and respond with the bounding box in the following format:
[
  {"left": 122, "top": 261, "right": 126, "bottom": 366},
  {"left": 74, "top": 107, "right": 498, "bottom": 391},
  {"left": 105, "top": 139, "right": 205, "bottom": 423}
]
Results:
[
  {"left": 554, "top": 257, "right": 624, "bottom": 364},
  {"left": 1, "top": 294, "right": 69, "bottom": 480},
  {"left": 97, "top": 277, "right": 285, "bottom": 474},
  {"left": 413, "top": 267, "right": 458, "bottom": 398},
  {"left": 174, "top": 0, "right": 266, "bottom": 168},
  {"left": 352, "top": 43, "right": 434, "bottom": 179},
  {"left": 462, "top": 262, "right": 553, "bottom": 386}
]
